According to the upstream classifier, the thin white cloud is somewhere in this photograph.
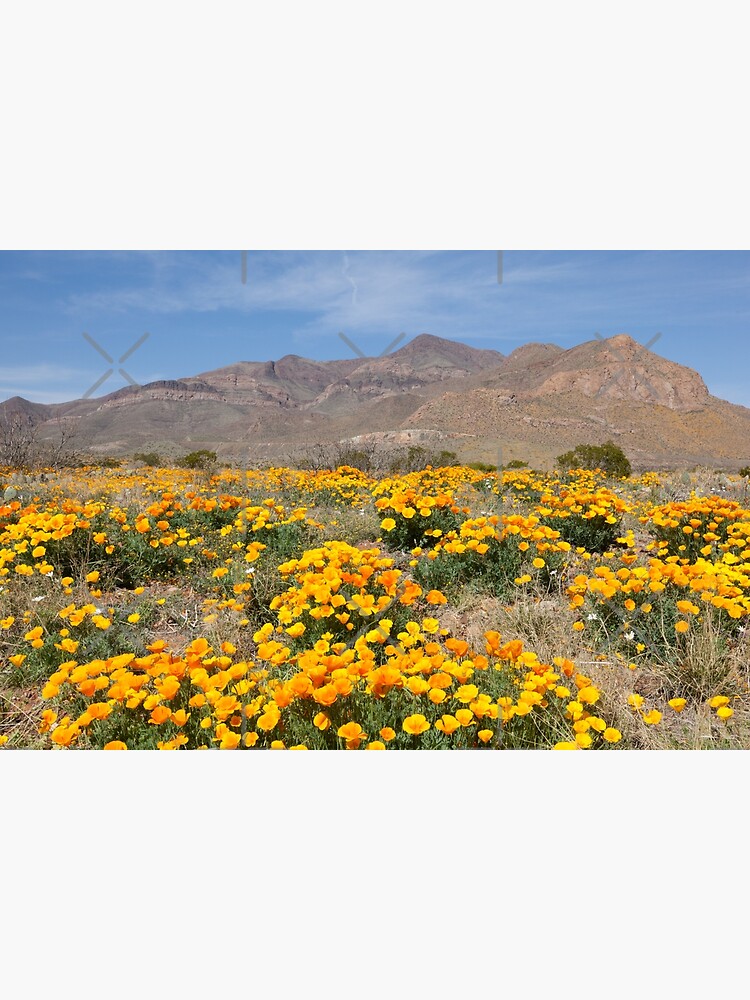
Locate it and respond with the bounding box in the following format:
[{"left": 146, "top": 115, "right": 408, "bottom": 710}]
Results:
[
  {"left": 0, "top": 363, "right": 105, "bottom": 403},
  {"left": 0, "top": 363, "right": 85, "bottom": 387},
  {"left": 61, "top": 251, "right": 590, "bottom": 328}
]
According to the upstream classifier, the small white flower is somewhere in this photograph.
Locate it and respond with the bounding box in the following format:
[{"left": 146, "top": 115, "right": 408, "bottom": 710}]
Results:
[
  {"left": 587, "top": 613, "right": 599, "bottom": 621},
  {"left": 625, "top": 631, "right": 635, "bottom": 642},
  {"left": 32, "top": 595, "right": 46, "bottom": 602}
]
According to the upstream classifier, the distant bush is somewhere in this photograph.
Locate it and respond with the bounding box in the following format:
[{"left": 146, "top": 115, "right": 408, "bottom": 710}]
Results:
[
  {"left": 388, "top": 446, "right": 459, "bottom": 474},
  {"left": 467, "top": 462, "right": 497, "bottom": 473},
  {"left": 504, "top": 459, "right": 529, "bottom": 470},
  {"left": 178, "top": 450, "right": 217, "bottom": 471},
  {"left": 134, "top": 452, "right": 162, "bottom": 467},
  {"left": 435, "top": 450, "right": 459, "bottom": 467},
  {"left": 739, "top": 466, "right": 750, "bottom": 479},
  {"left": 335, "top": 447, "right": 376, "bottom": 473},
  {"left": 556, "top": 441, "right": 632, "bottom": 479},
  {"left": 388, "top": 446, "right": 427, "bottom": 473}
]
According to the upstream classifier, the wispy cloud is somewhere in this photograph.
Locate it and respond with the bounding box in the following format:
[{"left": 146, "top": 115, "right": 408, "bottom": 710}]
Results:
[
  {"left": 62, "top": 250, "right": 603, "bottom": 360},
  {"left": 0, "top": 364, "right": 92, "bottom": 403},
  {"left": 61, "top": 251, "right": 582, "bottom": 329}
]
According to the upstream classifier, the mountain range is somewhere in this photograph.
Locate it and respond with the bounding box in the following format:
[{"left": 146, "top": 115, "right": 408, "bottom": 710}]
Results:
[{"left": 2, "top": 333, "right": 749, "bottom": 470}]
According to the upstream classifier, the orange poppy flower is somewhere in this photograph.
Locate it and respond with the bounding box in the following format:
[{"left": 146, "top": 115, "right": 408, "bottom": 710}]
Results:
[
  {"left": 402, "top": 714, "right": 430, "bottom": 735},
  {"left": 337, "top": 722, "right": 366, "bottom": 742},
  {"left": 313, "top": 684, "right": 337, "bottom": 707},
  {"left": 436, "top": 715, "right": 460, "bottom": 735},
  {"left": 425, "top": 590, "right": 448, "bottom": 605}
]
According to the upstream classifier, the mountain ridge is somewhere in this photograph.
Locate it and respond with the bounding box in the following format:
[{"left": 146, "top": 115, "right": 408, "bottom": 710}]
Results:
[{"left": 2, "top": 333, "right": 748, "bottom": 470}]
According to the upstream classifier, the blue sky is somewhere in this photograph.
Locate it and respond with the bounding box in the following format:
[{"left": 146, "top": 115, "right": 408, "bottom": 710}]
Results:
[{"left": 1, "top": 250, "right": 748, "bottom": 405}]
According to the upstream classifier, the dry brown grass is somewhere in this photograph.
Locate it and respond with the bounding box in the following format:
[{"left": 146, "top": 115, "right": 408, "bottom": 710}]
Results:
[{"left": 441, "top": 573, "right": 750, "bottom": 750}]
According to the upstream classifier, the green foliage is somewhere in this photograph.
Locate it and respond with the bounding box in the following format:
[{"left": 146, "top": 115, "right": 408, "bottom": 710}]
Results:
[
  {"left": 467, "top": 462, "right": 497, "bottom": 473},
  {"left": 504, "top": 459, "right": 529, "bottom": 470},
  {"left": 739, "top": 466, "right": 750, "bottom": 479},
  {"left": 179, "top": 450, "right": 217, "bottom": 470},
  {"left": 3, "top": 601, "right": 157, "bottom": 689},
  {"left": 387, "top": 446, "right": 459, "bottom": 474},
  {"left": 435, "top": 450, "right": 460, "bottom": 467},
  {"left": 337, "top": 449, "right": 373, "bottom": 473},
  {"left": 380, "top": 508, "right": 462, "bottom": 552},
  {"left": 556, "top": 441, "right": 632, "bottom": 479},
  {"left": 542, "top": 513, "right": 622, "bottom": 554},
  {"left": 414, "top": 538, "right": 522, "bottom": 601},
  {"left": 256, "top": 519, "right": 316, "bottom": 561},
  {"left": 134, "top": 452, "right": 163, "bottom": 467},
  {"left": 84, "top": 456, "right": 121, "bottom": 469}
]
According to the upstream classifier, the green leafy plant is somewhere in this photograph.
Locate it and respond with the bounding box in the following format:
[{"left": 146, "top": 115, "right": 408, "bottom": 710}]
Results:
[
  {"left": 178, "top": 450, "right": 217, "bottom": 470},
  {"left": 556, "top": 441, "right": 632, "bottom": 479},
  {"left": 134, "top": 452, "right": 162, "bottom": 467}
]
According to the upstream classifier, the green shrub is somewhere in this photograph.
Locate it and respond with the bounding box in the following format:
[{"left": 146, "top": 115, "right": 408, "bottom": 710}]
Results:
[
  {"left": 387, "top": 446, "right": 459, "bottom": 474},
  {"left": 414, "top": 538, "right": 522, "bottom": 601},
  {"left": 556, "top": 441, "right": 632, "bottom": 479},
  {"left": 134, "top": 452, "right": 162, "bottom": 467},
  {"left": 435, "top": 450, "right": 460, "bottom": 467},
  {"left": 178, "top": 450, "right": 217, "bottom": 471},
  {"left": 541, "top": 513, "right": 622, "bottom": 554},
  {"left": 379, "top": 506, "right": 462, "bottom": 552}
]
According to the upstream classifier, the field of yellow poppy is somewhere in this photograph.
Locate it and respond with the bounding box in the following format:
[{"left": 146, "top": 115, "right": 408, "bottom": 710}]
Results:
[{"left": 2, "top": 461, "right": 749, "bottom": 749}]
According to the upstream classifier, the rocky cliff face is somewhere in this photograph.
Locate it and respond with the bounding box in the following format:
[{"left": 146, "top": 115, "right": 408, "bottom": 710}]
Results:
[{"left": 478, "top": 335, "right": 710, "bottom": 411}]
